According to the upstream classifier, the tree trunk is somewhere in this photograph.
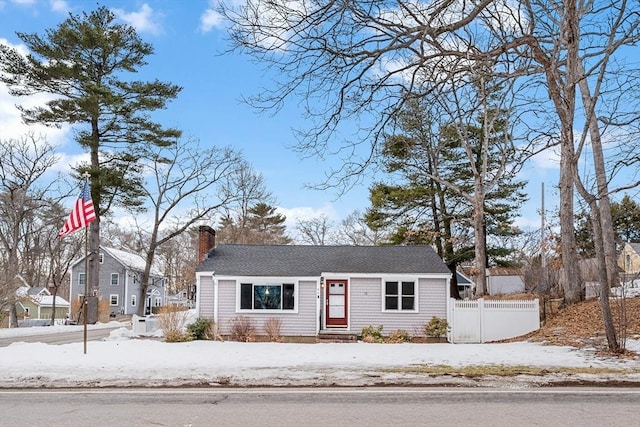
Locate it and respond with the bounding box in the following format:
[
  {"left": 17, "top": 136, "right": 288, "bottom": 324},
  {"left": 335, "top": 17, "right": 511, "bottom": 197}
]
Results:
[
  {"left": 559, "top": 138, "right": 581, "bottom": 304},
  {"left": 586, "top": 202, "right": 619, "bottom": 352},
  {"left": 9, "top": 304, "right": 19, "bottom": 328},
  {"left": 50, "top": 285, "right": 58, "bottom": 326},
  {"left": 576, "top": 70, "right": 621, "bottom": 352},
  {"left": 473, "top": 185, "right": 487, "bottom": 296}
]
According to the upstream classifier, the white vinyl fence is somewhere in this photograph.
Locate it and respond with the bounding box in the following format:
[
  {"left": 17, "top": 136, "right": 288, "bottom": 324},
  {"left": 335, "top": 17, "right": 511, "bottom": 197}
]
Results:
[{"left": 449, "top": 298, "right": 540, "bottom": 343}]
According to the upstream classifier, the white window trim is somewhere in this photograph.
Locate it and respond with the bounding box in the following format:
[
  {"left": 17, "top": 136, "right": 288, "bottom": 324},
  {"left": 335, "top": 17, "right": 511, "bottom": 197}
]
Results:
[
  {"left": 111, "top": 273, "right": 119, "bottom": 286},
  {"left": 381, "top": 277, "right": 419, "bottom": 313},
  {"left": 235, "top": 278, "right": 299, "bottom": 314},
  {"left": 99, "top": 253, "right": 104, "bottom": 264},
  {"left": 131, "top": 295, "right": 136, "bottom": 307},
  {"left": 109, "top": 294, "right": 119, "bottom": 306},
  {"left": 78, "top": 272, "right": 86, "bottom": 286}
]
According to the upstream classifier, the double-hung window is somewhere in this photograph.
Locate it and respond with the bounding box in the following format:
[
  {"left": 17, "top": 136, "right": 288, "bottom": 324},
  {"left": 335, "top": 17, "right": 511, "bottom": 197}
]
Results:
[
  {"left": 111, "top": 273, "right": 119, "bottom": 286},
  {"left": 384, "top": 280, "right": 416, "bottom": 311},
  {"left": 110, "top": 294, "right": 119, "bottom": 306},
  {"left": 240, "top": 283, "right": 295, "bottom": 311}
]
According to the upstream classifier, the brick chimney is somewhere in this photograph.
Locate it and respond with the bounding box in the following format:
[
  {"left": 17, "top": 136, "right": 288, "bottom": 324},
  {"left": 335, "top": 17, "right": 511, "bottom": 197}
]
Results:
[{"left": 198, "top": 225, "right": 216, "bottom": 263}]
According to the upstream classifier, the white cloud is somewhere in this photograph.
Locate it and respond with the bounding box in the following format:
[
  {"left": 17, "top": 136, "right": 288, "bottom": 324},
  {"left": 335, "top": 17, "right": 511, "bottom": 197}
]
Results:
[
  {"left": 0, "top": 40, "right": 73, "bottom": 149},
  {"left": 10, "top": 0, "right": 36, "bottom": 5},
  {"left": 277, "top": 203, "right": 339, "bottom": 242},
  {"left": 199, "top": 8, "right": 224, "bottom": 33},
  {"left": 279, "top": 204, "right": 338, "bottom": 226},
  {"left": 49, "top": 0, "right": 69, "bottom": 13},
  {"left": 529, "top": 146, "right": 561, "bottom": 171},
  {"left": 0, "top": 39, "right": 75, "bottom": 176},
  {"left": 112, "top": 3, "right": 162, "bottom": 36}
]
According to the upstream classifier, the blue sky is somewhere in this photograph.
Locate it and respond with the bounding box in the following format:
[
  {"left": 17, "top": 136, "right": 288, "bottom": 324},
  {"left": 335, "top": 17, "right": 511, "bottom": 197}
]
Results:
[{"left": 0, "top": 0, "right": 564, "bottom": 236}]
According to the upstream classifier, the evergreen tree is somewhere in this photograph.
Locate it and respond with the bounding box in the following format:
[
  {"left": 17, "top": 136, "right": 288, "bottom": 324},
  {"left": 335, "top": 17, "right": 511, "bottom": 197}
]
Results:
[
  {"left": 612, "top": 195, "right": 640, "bottom": 244},
  {"left": 246, "top": 203, "right": 291, "bottom": 244},
  {"left": 0, "top": 7, "right": 181, "bottom": 294},
  {"left": 367, "top": 91, "right": 526, "bottom": 296},
  {"left": 575, "top": 195, "right": 640, "bottom": 254}
]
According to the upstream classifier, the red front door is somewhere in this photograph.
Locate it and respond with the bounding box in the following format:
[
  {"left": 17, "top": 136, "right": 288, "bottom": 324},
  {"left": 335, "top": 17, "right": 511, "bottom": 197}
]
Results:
[{"left": 325, "top": 280, "right": 348, "bottom": 327}]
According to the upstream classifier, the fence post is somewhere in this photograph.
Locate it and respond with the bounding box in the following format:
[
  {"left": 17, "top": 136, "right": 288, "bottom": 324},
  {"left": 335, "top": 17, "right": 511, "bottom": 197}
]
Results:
[
  {"left": 479, "top": 298, "right": 485, "bottom": 343},
  {"left": 448, "top": 298, "right": 454, "bottom": 343}
]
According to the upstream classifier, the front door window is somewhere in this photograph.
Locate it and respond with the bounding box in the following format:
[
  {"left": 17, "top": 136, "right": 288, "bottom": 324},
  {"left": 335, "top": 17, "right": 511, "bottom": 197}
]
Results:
[{"left": 325, "top": 280, "right": 348, "bottom": 327}]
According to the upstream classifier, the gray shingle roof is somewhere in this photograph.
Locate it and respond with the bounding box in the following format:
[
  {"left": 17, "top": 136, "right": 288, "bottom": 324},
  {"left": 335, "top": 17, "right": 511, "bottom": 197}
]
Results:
[{"left": 196, "top": 244, "right": 451, "bottom": 276}]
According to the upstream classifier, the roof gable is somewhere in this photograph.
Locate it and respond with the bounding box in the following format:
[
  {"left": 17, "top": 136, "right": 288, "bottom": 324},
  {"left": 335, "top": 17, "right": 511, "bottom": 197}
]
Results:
[
  {"left": 73, "top": 246, "right": 163, "bottom": 277},
  {"left": 196, "top": 244, "right": 450, "bottom": 277}
]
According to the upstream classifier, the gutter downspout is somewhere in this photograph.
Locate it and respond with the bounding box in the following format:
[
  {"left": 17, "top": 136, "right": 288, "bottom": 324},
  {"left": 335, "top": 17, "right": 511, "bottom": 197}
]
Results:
[{"left": 213, "top": 273, "right": 218, "bottom": 331}]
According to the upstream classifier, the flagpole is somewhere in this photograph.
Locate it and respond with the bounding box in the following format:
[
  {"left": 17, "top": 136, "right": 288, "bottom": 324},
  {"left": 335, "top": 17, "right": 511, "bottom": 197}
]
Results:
[
  {"left": 83, "top": 225, "right": 88, "bottom": 355},
  {"left": 58, "top": 172, "right": 96, "bottom": 355}
]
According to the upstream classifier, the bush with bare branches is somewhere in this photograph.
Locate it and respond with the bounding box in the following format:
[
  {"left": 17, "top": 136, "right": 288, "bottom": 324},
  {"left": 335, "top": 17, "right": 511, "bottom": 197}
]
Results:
[
  {"left": 157, "top": 304, "right": 190, "bottom": 342},
  {"left": 263, "top": 318, "right": 283, "bottom": 342},
  {"left": 229, "top": 315, "right": 256, "bottom": 342}
]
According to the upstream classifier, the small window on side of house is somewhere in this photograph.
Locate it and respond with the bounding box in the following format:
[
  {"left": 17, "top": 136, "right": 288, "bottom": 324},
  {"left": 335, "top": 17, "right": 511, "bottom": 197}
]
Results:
[
  {"left": 110, "top": 294, "right": 119, "bottom": 306},
  {"left": 131, "top": 295, "right": 136, "bottom": 307},
  {"left": 79, "top": 273, "right": 86, "bottom": 286},
  {"left": 111, "top": 273, "right": 119, "bottom": 286},
  {"left": 384, "top": 280, "right": 416, "bottom": 311}
]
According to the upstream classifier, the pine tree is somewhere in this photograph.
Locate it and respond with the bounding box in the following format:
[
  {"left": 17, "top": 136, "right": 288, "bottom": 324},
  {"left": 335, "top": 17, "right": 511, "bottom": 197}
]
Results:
[
  {"left": 246, "top": 203, "right": 291, "bottom": 244},
  {"left": 0, "top": 7, "right": 181, "bottom": 294}
]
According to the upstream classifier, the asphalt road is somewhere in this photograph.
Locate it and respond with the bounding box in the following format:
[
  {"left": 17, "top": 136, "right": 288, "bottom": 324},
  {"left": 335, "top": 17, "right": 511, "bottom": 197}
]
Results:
[
  {"left": 0, "top": 327, "right": 118, "bottom": 347},
  {"left": 1, "top": 387, "right": 638, "bottom": 426}
]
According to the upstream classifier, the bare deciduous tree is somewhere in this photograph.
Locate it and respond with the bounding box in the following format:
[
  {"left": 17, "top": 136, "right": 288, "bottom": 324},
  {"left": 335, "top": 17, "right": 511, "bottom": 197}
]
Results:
[
  {"left": 217, "top": 160, "right": 276, "bottom": 244},
  {"left": 335, "top": 210, "right": 385, "bottom": 246},
  {"left": 0, "top": 134, "right": 60, "bottom": 327},
  {"left": 296, "top": 214, "right": 335, "bottom": 245},
  {"left": 131, "top": 138, "right": 243, "bottom": 316},
  {"left": 218, "top": 0, "right": 640, "bottom": 351}
]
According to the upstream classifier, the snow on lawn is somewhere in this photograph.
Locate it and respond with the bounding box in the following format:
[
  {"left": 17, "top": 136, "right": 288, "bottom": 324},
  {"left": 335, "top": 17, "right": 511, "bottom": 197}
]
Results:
[{"left": 1, "top": 322, "right": 640, "bottom": 388}]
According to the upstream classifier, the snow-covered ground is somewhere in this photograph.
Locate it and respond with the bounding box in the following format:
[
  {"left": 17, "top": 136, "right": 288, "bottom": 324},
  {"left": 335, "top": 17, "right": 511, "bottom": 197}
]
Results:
[{"left": 1, "top": 319, "right": 639, "bottom": 389}]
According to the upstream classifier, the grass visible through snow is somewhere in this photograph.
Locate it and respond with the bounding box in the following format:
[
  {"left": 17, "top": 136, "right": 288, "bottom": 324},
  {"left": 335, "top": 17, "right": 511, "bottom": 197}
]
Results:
[{"left": 384, "top": 364, "right": 640, "bottom": 377}]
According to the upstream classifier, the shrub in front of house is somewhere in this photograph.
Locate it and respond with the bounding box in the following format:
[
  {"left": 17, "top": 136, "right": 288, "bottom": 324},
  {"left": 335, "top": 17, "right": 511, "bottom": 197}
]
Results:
[
  {"left": 361, "top": 325, "right": 384, "bottom": 343},
  {"left": 424, "top": 316, "right": 450, "bottom": 339},
  {"left": 187, "top": 317, "right": 215, "bottom": 340},
  {"left": 229, "top": 315, "right": 256, "bottom": 342},
  {"left": 386, "top": 328, "right": 411, "bottom": 343},
  {"left": 158, "top": 304, "right": 191, "bottom": 342},
  {"left": 263, "top": 318, "right": 283, "bottom": 342}
]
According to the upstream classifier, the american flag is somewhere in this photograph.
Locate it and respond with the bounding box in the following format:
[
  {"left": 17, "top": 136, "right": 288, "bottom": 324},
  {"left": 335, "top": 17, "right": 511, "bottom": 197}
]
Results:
[{"left": 58, "top": 180, "right": 96, "bottom": 238}]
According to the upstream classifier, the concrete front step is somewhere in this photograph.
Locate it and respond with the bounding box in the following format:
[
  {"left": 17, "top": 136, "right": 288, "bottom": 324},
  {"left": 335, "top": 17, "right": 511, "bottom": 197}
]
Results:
[{"left": 317, "top": 330, "right": 358, "bottom": 343}]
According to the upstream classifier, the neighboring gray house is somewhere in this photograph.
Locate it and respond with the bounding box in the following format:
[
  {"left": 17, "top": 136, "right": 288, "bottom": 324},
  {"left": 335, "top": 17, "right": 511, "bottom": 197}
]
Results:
[
  {"left": 70, "top": 246, "right": 166, "bottom": 316},
  {"left": 195, "top": 226, "right": 452, "bottom": 340}
]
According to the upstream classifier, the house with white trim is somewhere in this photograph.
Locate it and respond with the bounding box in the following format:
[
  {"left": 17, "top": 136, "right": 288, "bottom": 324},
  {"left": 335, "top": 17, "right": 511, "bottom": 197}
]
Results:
[
  {"left": 70, "top": 246, "right": 166, "bottom": 316},
  {"left": 194, "top": 226, "right": 452, "bottom": 340},
  {"left": 15, "top": 285, "right": 70, "bottom": 324}
]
